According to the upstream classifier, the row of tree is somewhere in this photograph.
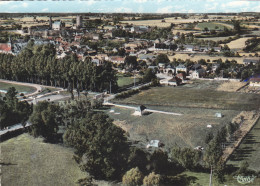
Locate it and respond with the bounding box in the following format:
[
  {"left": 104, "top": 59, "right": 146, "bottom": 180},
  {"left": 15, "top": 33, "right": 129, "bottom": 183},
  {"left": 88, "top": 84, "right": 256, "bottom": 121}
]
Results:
[{"left": 0, "top": 42, "right": 118, "bottom": 93}]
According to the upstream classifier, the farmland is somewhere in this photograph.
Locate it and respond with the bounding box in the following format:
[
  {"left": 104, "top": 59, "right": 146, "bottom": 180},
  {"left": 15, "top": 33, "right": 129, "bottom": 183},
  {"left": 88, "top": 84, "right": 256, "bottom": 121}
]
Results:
[
  {"left": 220, "top": 37, "right": 254, "bottom": 50},
  {"left": 1, "top": 134, "right": 87, "bottom": 186},
  {"left": 195, "top": 22, "right": 233, "bottom": 31}
]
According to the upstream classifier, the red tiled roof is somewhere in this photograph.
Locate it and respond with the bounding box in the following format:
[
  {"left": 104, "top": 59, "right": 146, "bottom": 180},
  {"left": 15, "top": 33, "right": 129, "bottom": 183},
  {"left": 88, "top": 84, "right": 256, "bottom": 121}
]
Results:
[{"left": 0, "top": 43, "right": 11, "bottom": 52}]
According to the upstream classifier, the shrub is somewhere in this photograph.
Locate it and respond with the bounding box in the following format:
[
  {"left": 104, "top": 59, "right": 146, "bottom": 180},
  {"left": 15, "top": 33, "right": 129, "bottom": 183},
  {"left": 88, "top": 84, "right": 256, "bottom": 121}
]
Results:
[
  {"left": 143, "top": 172, "right": 161, "bottom": 186},
  {"left": 20, "top": 93, "right": 24, "bottom": 96},
  {"left": 122, "top": 167, "right": 144, "bottom": 186}
]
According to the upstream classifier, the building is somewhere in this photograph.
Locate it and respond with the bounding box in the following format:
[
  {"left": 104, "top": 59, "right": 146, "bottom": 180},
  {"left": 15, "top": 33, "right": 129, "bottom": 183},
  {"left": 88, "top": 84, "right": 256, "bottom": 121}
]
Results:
[
  {"left": 52, "top": 21, "right": 64, "bottom": 30},
  {"left": 76, "top": 15, "right": 82, "bottom": 28},
  {"left": 250, "top": 74, "right": 260, "bottom": 87},
  {"left": 176, "top": 64, "right": 187, "bottom": 73},
  {"left": 243, "top": 58, "right": 260, "bottom": 65},
  {"left": 0, "top": 43, "right": 12, "bottom": 54},
  {"left": 190, "top": 69, "right": 206, "bottom": 79},
  {"left": 109, "top": 56, "right": 125, "bottom": 64}
]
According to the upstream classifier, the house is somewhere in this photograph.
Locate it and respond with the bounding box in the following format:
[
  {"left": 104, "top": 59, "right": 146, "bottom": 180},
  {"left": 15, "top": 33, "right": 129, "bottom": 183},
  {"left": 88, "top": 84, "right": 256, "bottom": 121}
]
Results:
[
  {"left": 215, "top": 113, "right": 223, "bottom": 118},
  {"left": 92, "top": 58, "right": 102, "bottom": 66},
  {"left": 184, "top": 45, "right": 194, "bottom": 52},
  {"left": 176, "top": 64, "right": 187, "bottom": 73},
  {"left": 190, "top": 69, "right": 206, "bottom": 79},
  {"left": 160, "top": 76, "right": 181, "bottom": 86},
  {"left": 146, "top": 140, "right": 164, "bottom": 148},
  {"left": 213, "top": 47, "right": 222, "bottom": 52},
  {"left": 0, "top": 43, "right": 12, "bottom": 54},
  {"left": 52, "top": 21, "right": 64, "bottom": 30},
  {"left": 243, "top": 58, "right": 260, "bottom": 65},
  {"left": 93, "top": 34, "right": 100, "bottom": 40},
  {"left": 249, "top": 74, "right": 260, "bottom": 87},
  {"left": 176, "top": 72, "right": 186, "bottom": 80},
  {"left": 109, "top": 56, "right": 125, "bottom": 64}
]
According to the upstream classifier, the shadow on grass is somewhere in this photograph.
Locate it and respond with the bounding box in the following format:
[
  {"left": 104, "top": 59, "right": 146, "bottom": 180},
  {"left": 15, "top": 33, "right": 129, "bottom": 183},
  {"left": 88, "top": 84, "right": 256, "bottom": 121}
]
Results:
[
  {"left": 0, "top": 162, "right": 17, "bottom": 166},
  {"left": 229, "top": 146, "right": 256, "bottom": 161}
]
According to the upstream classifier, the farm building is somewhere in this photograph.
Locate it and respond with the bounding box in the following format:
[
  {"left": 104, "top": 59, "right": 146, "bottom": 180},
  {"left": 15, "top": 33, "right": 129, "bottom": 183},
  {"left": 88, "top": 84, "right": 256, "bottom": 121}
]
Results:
[
  {"left": 243, "top": 58, "right": 260, "bottom": 65},
  {"left": 250, "top": 74, "right": 260, "bottom": 87},
  {"left": 215, "top": 113, "right": 223, "bottom": 118}
]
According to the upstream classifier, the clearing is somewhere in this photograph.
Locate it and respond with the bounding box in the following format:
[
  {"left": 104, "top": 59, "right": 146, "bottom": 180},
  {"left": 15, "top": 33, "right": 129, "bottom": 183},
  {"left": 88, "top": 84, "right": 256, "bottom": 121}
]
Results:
[
  {"left": 220, "top": 37, "right": 253, "bottom": 50},
  {"left": 1, "top": 134, "right": 87, "bottom": 186},
  {"left": 117, "top": 74, "right": 141, "bottom": 88},
  {"left": 195, "top": 22, "right": 233, "bottom": 31}
]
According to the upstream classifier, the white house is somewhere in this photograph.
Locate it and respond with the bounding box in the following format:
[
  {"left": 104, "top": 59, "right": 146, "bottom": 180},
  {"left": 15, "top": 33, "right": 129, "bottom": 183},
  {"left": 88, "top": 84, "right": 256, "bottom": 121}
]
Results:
[{"left": 176, "top": 65, "right": 187, "bottom": 73}]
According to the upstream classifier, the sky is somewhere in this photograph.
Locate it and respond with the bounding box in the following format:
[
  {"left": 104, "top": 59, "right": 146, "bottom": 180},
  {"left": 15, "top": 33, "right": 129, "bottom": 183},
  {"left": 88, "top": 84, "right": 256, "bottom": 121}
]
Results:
[{"left": 0, "top": 0, "right": 259, "bottom": 13}]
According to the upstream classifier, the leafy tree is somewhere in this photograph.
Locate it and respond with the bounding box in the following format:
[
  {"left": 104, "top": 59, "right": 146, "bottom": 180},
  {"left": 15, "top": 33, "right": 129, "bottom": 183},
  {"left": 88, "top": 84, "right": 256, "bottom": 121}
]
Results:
[
  {"left": 148, "top": 150, "right": 169, "bottom": 174},
  {"left": 205, "top": 132, "right": 214, "bottom": 144},
  {"left": 143, "top": 68, "right": 157, "bottom": 83},
  {"left": 125, "top": 56, "right": 138, "bottom": 69},
  {"left": 64, "top": 112, "right": 129, "bottom": 180},
  {"left": 29, "top": 101, "right": 62, "bottom": 142},
  {"left": 171, "top": 146, "right": 202, "bottom": 170},
  {"left": 155, "top": 54, "right": 169, "bottom": 65},
  {"left": 203, "top": 138, "right": 223, "bottom": 168},
  {"left": 122, "top": 167, "right": 144, "bottom": 186},
  {"left": 143, "top": 172, "right": 161, "bottom": 186}
]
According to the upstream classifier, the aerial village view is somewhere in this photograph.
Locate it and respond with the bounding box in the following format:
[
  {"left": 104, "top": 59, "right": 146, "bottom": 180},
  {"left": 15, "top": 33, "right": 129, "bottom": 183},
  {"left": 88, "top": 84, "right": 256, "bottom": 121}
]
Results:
[{"left": 0, "top": 0, "right": 260, "bottom": 185}]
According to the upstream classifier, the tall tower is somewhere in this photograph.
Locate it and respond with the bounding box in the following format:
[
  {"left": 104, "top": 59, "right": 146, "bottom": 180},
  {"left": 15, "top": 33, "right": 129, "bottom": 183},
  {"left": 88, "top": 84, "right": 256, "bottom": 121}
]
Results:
[
  {"left": 76, "top": 15, "right": 82, "bottom": 29},
  {"left": 49, "top": 16, "right": 52, "bottom": 29}
]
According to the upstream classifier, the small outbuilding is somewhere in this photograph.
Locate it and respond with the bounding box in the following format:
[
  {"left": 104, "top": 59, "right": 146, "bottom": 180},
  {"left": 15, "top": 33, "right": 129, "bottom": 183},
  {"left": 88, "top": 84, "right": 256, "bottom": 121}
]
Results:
[{"left": 215, "top": 113, "right": 223, "bottom": 118}]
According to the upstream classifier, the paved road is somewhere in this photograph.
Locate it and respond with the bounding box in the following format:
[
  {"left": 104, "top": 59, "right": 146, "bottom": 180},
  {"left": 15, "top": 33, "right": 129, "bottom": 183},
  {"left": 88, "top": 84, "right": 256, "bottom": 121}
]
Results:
[{"left": 0, "top": 122, "right": 31, "bottom": 136}]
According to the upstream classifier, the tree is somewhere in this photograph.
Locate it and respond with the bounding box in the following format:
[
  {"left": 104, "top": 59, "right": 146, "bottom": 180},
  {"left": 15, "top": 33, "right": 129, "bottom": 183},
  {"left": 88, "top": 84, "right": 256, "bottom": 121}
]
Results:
[
  {"left": 125, "top": 56, "right": 138, "bottom": 69},
  {"left": 148, "top": 150, "right": 169, "bottom": 174},
  {"left": 143, "top": 68, "right": 157, "bottom": 83},
  {"left": 155, "top": 54, "right": 169, "bottom": 65},
  {"left": 143, "top": 172, "right": 161, "bottom": 186},
  {"left": 233, "top": 20, "right": 241, "bottom": 33},
  {"left": 205, "top": 132, "right": 214, "bottom": 144},
  {"left": 122, "top": 167, "right": 144, "bottom": 186},
  {"left": 64, "top": 112, "right": 129, "bottom": 180},
  {"left": 29, "top": 101, "right": 62, "bottom": 142}
]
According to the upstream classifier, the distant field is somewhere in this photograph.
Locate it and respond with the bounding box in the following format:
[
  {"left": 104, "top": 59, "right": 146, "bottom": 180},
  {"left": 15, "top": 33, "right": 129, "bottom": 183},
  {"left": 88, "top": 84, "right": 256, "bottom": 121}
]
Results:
[
  {"left": 196, "top": 22, "right": 233, "bottom": 30},
  {"left": 113, "top": 86, "right": 260, "bottom": 111},
  {"left": 1, "top": 134, "right": 87, "bottom": 186},
  {"left": 221, "top": 37, "right": 253, "bottom": 50},
  {"left": 197, "top": 36, "right": 234, "bottom": 41},
  {"left": 169, "top": 53, "right": 245, "bottom": 64},
  {"left": 0, "top": 81, "right": 36, "bottom": 94},
  {"left": 227, "top": 118, "right": 260, "bottom": 171}
]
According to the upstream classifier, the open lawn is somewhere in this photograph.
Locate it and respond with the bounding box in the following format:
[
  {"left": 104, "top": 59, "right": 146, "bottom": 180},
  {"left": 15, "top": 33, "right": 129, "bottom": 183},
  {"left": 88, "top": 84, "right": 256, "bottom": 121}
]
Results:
[
  {"left": 1, "top": 134, "right": 87, "bottom": 186},
  {"left": 227, "top": 118, "right": 260, "bottom": 172},
  {"left": 113, "top": 86, "right": 260, "bottom": 111},
  {"left": 0, "top": 81, "right": 37, "bottom": 94},
  {"left": 108, "top": 105, "right": 239, "bottom": 149},
  {"left": 117, "top": 75, "right": 141, "bottom": 88}
]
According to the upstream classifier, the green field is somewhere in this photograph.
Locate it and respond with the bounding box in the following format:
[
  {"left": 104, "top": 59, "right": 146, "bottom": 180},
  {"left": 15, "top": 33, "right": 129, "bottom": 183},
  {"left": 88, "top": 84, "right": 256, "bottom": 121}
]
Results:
[
  {"left": 113, "top": 86, "right": 260, "bottom": 111},
  {"left": 196, "top": 22, "right": 233, "bottom": 31},
  {"left": 117, "top": 75, "right": 141, "bottom": 88},
  {"left": 227, "top": 118, "right": 260, "bottom": 172},
  {"left": 1, "top": 134, "right": 87, "bottom": 186},
  {"left": 180, "top": 171, "right": 260, "bottom": 186},
  {"left": 0, "top": 82, "right": 37, "bottom": 94}
]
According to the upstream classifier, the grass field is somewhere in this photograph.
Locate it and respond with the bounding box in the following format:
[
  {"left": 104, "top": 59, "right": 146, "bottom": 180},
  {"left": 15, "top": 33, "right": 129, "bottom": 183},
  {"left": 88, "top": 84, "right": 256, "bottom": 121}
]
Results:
[
  {"left": 1, "top": 134, "right": 87, "bottom": 186},
  {"left": 227, "top": 118, "right": 260, "bottom": 172},
  {"left": 113, "top": 86, "right": 260, "bottom": 111},
  {"left": 117, "top": 75, "right": 141, "bottom": 88},
  {"left": 0, "top": 82, "right": 37, "bottom": 94},
  {"left": 180, "top": 171, "right": 260, "bottom": 186},
  {"left": 196, "top": 22, "right": 233, "bottom": 31}
]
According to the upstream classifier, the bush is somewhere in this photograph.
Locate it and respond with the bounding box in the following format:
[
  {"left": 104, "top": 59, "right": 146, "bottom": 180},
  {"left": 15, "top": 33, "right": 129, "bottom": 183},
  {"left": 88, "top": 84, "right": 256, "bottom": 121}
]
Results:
[
  {"left": 20, "top": 93, "right": 24, "bottom": 96},
  {"left": 122, "top": 167, "right": 144, "bottom": 186},
  {"left": 143, "top": 172, "right": 161, "bottom": 186}
]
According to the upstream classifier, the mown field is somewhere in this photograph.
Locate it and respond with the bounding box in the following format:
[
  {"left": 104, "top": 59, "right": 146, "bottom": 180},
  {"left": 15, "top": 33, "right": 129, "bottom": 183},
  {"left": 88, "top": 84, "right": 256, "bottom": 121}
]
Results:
[
  {"left": 1, "top": 134, "right": 87, "bottom": 186},
  {"left": 0, "top": 81, "right": 36, "bottom": 94},
  {"left": 227, "top": 118, "right": 260, "bottom": 172},
  {"left": 107, "top": 106, "right": 239, "bottom": 149},
  {"left": 117, "top": 75, "right": 141, "bottom": 88},
  {"left": 113, "top": 86, "right": 260, "bottom": 111},
  {"left": 220, "top": 37, "right": 253, "bottom": 50},
  {"left": 196, "top": 22, "right": 233, "bottom": 31}
]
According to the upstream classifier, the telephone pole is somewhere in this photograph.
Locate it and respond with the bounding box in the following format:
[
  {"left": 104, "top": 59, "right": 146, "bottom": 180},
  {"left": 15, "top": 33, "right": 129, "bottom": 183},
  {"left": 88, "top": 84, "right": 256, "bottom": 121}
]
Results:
[{"left": 209, "top": 165, "right": 213, "bottom": 186}]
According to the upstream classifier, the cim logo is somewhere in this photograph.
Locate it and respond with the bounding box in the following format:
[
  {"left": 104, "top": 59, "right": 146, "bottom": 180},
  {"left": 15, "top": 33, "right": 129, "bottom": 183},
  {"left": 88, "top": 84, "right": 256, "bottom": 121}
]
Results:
[{"left": 233, "top": 175, "right": 256, "bottom": 185}]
